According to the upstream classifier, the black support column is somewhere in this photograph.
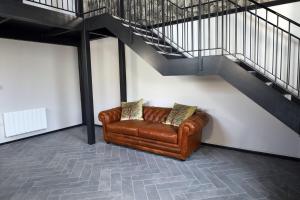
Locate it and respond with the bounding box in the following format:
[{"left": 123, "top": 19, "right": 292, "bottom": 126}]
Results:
[
  {"left": 118, "top": 40, "right": 127, "bottom": 102},
  {"left": 77, "top": 47, "right": 86, "bottom": 124},
  {"left": 77, "top": 0, "right": 95, "bottom": 145},
  {"left": 118, "top": 0, "right": 127, "bottom": 102},
  {"left": 80, "top": 23, "right": 95, "bottom": 145},
  {"left": 77, "top": 0, "right": 95, "bottom": 144}
]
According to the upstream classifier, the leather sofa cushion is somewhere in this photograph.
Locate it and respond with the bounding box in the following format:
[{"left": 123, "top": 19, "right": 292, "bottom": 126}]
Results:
[
  {"left": 107, "top": 120, "right": 150, "bottom": 136},
  {"left": 138, "top": 123, "right": 178, "bottom": 144}
]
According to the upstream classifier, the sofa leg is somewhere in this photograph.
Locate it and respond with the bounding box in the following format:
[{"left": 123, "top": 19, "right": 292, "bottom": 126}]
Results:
[
  {"left": 179, "top": 155, "right": 187, "bottom": 161},
  {"left": 103, "top": 138, "right": 110, "bottom": 144}
]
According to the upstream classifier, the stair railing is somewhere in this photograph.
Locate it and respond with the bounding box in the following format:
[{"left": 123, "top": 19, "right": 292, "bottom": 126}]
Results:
[
  {"left": 83, "top": 0, "right": 300, "bottom": 99},
  {"left": 23, "top": 0, "right": 78, "bottom": 13},
  {"left": 222, "top": 0, "right": 300, "bottom": 99}
]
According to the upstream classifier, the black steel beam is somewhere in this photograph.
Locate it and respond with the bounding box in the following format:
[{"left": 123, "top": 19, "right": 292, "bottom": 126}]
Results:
[
  {"left": 0, "top": 0, "right": 82, "bottom": 29},
  {"left": 263, "top": 0, "right": 300, "bottom": 7},
  {"left": 118, "top": 39, "right": 127, "bottom": 102},
  {"left": 117, "top": 0, "right": 127, "bottom": 102},
  {"left": 0, "top": 31, "right": 79, "bottom": 46},
  {"left": 80, "top": 22, "right": 95, "bottom": 145}
]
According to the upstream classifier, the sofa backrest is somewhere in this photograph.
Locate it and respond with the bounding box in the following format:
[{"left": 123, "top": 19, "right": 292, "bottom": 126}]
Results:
[{"left": 143, "top": 106, "right": 171, "bottom": 123}]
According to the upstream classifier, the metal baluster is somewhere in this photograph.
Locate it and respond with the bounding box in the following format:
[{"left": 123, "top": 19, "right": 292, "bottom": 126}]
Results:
[
  {"left": 162, "top": 0, "right": 166, "bottom": 47},
  {"left": 216, "top": 0, "right": 219, "bottom": 55},
  {"left": 235, "top": 0, "right": 237, "bottom": 56},
  {"left": 151, "top": 0, "right": 154, "bottom": 43},
  {"left": 287, "top": 22, "right": 291, "bottom": 89},
  {"left": 176, "top": 0, "right": 179, "bottom": 52},
  {"left": 139, "top": 0, "right": 142, "bottom": 22},
  {"left": 129, "top": 0, "right": 133, "bottom": 43},
  {"left": 280, "top": 29, "right": 283, "bottom": 80},
  {"left": 264, "top": 11, "right": 268, "bottom": 75},
  {"left": 157, "top": 0, "right": 159, "bottom": 46},
  {"left": 134, "top": 0, "right": 136, "bottom": 32},
  {"left": 183, "top": 0, "right": 185, "bottom": 51},
  {"left": 257, "top": 18, "right": 260, "bottom": 66},
  {"left": 203, "top": 1, "right": 206, "bottom": 56},
  {"left": 186, "top": 2, "right": 189, "bottom": 55},
  {"left": 226, "top": 0, "right": 228, "bottom": 53},
  {"left": 208, "top": 0, "right": 211, "bottom": 56},
  {"left": 250, "top": 12, "right": 252, "bottom": 60},
  {"left": 228, "top": 0, "right": 231, "bottom": 54},
  {"left": 298, "top": 40, "right": 300, "bottom": 97},
  {"left": 191, "top": 0, "right": 194, "bottom": 56},
  {"left": 243, "top": 0, "right": 247, "bottom": 60},
  {"left": 66, "top": 0, "right": 69, "bottom": 11},
  {"left": 144, "top": 0, "right": 147, "bottom": 26},
  {"left": 171, "top": 4, "right": 173, "bottom": 53},
  {"left": 167, "top": 1, "right": 170, "bottom": 53},
  {"left": 275, "top": 16, "right": 279, "bottom": 83},
  {"left": 272, "top": 26, "right": 275, "bottom": 74},
  {"left": 198, "top": 0, "right": 202, "bottom": 62},
  {"left": 254, "top": 6, "right": 257, "bottom": 66},
  {"left": 181, "top": 2, "right": 184, "bottom": 50},
  {"left": 222, "top": 0, "right": 224, "bottom": 55}
]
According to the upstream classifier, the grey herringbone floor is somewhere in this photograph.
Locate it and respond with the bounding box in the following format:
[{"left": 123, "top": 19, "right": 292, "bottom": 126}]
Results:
[{"left": 0, "top": 127, "right": 299, "bottom": 200}]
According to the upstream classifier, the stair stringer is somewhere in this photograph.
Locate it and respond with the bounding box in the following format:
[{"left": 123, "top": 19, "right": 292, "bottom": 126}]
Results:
[
  {"left": 217, "top": 56, "right": 300, "bottom": 134},
  {"left": 85, "top": 14, "right": 300, "bottom": 134}
]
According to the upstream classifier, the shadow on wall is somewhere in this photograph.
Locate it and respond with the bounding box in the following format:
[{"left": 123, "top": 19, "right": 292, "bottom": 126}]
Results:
[{"left": 201, "top": 114, "right": 228, "bottom": 144}]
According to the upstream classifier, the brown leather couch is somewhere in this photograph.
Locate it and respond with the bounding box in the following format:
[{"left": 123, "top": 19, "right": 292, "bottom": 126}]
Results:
[{"left": 99, "top": 106, "right": 209, "bottom": 160}]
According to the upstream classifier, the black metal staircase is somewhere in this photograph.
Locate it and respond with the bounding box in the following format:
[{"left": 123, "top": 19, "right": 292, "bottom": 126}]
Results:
[
  {"left": 1, "top": 0, "right": 300, "bottom": 138},
  {"left": 81, "top": 0, "right": 300, "bottom": 134}
]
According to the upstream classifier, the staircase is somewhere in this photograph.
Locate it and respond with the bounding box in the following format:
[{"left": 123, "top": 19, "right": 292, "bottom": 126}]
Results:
[{"left": 20, "top": 0, "right": 300, "bottom": 134}]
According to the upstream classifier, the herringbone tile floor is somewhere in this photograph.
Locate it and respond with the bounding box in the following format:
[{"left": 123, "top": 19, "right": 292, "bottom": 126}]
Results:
[{"left": 0, "top": 126, "right": 299, "bottom": 200}]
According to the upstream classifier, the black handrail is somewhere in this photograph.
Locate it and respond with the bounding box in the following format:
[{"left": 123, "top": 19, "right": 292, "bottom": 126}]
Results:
[
  {"left": 24, "top": 0, "right": 77, "bottom": 13},
  {"left": 247, "top": 0, "right": 300, "bottom": 28}
]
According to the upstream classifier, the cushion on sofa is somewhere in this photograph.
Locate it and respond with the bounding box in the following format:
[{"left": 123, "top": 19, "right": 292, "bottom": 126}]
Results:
[
  {"left": 138, "top": 123, "right": 178, "bottom": 144},
  {"left": 121, "top": 99, "right": 144, "bottom": 121},
  {"left": 107, "top": 120, "right": 150, "bottom": 136},
  {"left": 165, "top": 103, "right": 197, "bottom": 126}
]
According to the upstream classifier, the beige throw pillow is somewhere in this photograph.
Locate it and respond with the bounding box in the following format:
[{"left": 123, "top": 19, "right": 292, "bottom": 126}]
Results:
[
  {"left": 164, "top": 103, "right": 197, "bottom": 126},
  {"left": 121, "top": 99, "right": 144, "bottom": 121}
]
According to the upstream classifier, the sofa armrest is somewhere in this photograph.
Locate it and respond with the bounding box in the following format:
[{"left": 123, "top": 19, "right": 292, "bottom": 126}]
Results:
[
  {"left": 179, "top": 111, "right": 209, "bottom": 136},
  {"left": 98, "top": 107, "right": 122, "bottom": 125}
]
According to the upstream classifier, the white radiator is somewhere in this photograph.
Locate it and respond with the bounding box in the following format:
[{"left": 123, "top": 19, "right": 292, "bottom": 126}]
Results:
[{"left": 3, "top": 108, "right": 47, "bottom": 137}]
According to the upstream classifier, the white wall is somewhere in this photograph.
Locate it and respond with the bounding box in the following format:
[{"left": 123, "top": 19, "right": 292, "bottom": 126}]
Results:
[
  {"left": 0, "top": 39, "right": 82, "bottom": 144},
  {"left": 90, "top": 38, "right": 121, "bottom": 125}
]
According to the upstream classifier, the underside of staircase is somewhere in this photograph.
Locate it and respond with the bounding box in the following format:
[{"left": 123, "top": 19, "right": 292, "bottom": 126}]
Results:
[{"left": 0, "top": 0, "right": 300, "bottom": 141}]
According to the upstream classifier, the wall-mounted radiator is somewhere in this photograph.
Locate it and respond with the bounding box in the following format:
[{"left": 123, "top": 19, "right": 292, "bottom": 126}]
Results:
[{"left": 3, "top": 108, "right": 47, "bottom": 137}]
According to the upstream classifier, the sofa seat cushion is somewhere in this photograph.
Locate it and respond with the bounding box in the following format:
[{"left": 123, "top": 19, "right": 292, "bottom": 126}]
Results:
[
  {"left": 138, "top": 123, "right": 178, "bottom": 144},
  {"left": 107, "top": 120, "right": 150, "bottom": 136}
]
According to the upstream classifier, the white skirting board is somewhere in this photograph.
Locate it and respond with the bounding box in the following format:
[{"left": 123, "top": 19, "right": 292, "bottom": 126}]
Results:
[{"left": 3, "top": 108, "right": 47, "bottom": 137}]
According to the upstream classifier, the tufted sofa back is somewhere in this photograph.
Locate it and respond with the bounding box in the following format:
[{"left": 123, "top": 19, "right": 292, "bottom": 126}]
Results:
[{"left": 143, "top": 106, "right": 172, "bottom": 123}]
